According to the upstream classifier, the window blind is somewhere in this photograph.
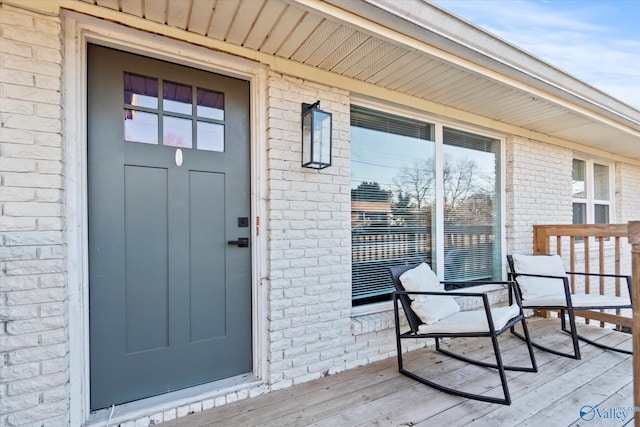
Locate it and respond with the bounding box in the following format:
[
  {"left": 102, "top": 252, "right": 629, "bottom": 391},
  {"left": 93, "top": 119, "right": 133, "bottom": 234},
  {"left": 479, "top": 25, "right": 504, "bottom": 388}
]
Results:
[
  {"left": 351, "top": 106, "right": 435, "bottom": 304},
  {"left": 350, "top": 106, "right": 433, "bottom": 140},
  {"left": 442, "top": 127, "right": 500, "bottom": 282}
]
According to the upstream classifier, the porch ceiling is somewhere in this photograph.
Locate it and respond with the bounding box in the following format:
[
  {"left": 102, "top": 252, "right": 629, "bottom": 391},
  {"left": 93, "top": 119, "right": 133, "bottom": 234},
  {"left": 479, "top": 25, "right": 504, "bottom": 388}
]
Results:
[{"left": 78, "top": 0, "right": 640, "bottom": 159}]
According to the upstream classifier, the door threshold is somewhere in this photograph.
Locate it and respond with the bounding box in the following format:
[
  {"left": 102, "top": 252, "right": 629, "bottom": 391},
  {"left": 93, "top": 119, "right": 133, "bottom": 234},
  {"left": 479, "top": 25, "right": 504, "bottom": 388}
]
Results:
[{"left": 87, "top": 373, "right": 261, "bottom": 426}]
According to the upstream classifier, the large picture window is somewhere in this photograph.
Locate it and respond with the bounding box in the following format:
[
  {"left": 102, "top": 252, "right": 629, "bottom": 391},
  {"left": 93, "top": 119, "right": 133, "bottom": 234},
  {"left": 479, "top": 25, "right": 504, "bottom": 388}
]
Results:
[{"left": 350, "top": 106, "right": 502, "bottom": 306}]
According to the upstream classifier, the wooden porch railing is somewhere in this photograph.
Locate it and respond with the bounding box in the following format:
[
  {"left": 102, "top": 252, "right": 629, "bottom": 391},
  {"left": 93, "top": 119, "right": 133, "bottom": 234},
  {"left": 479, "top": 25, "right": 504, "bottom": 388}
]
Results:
[
  {"left": 534, "top": 222, "right": 638, "bottom": 417},
  {"left": 628, "top": 221, "right": 640, "bottom": 419},
  {"left": 532, "top": 224, "right": 631, "bottom": 329}
]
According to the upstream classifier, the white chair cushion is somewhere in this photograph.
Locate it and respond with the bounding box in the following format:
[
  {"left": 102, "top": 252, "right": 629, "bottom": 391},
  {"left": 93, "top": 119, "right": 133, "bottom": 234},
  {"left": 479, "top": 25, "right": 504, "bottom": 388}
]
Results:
[
  {"left": 400, "top": 263, "right": 460, "bottom": 324},
  {"left": 522, "top": 293, "right": 631, "bottom": 308},
  {"left": 417, "top": 304, "right": 521, "bottom": 334},
  {"left": 511, "top": 254, "right": 566, "bottom": 299},
  {"left": 411, "top": 294, "right": 461, "bottom": 325},
  {"left": 399, "top": 262, "right": 440, "bottom": 299}
]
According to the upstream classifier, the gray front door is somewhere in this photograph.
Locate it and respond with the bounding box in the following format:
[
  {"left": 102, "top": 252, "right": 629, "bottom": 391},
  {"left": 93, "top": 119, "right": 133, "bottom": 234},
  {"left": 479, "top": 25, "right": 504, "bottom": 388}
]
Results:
[{"left": 87, "top": 45, "right": 252, "bottom": 410}]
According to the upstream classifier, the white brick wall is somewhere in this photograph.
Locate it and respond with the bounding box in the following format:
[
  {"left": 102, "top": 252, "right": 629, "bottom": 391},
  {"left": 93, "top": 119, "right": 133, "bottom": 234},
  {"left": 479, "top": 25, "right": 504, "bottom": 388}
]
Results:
[
  {"left": 505, "top": 137, "right": 573, "bottom": 254},
  {"left": 0, "top": 4, "right": 68, "bottom": 426},
  {"left": 2, "top": 4, "right": 640, "bottom": 426},
  {"left": 264, "top": 72, "right": 355, "bottom": 389}
]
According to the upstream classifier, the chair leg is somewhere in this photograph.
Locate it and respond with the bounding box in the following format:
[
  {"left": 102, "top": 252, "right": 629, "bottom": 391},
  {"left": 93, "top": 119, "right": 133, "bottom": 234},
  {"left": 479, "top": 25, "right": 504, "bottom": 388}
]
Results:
[
  {"left": 518, "top": 317, "right": 538, "bottom": 372},
  {"left": 511, "top": 314, "right": 580, "bottom": 360},
  {"left": 561, "top": 316, "right": 632, "bottom": 354},
  {"left": 437, "top": 341, "right": 536, "bottom": 372},
  {"left": 565, "top": 307, "right": 582, "bottom": 359},
  {"left": 490, "top": 332, "right": 511, "bottom": 405},
  {"left": 569, "top": 333, "right": 633, "bottom": 354},
  {"left": 393, "top": 299, "right": 404, "bottom": 371},
  {"left": 399, "top": 334, "right": 512, "bottom": 405},
  {"left": 398, "top": 366, "right": 511, "bottom": 405}
]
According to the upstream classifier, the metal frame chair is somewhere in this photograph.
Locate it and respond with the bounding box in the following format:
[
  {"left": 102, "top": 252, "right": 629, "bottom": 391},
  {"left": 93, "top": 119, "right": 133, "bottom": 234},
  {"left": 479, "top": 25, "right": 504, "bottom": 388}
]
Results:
[
  {"left": 506, "top": 254, "right": 633, "bottom": 360},
  {"left": 390, "top": 263, "right": 537, "bottom": 405}
]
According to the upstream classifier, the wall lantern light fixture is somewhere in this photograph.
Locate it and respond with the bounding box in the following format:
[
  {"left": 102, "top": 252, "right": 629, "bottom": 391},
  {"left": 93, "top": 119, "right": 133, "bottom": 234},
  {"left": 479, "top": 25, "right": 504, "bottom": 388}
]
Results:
[{"left": 301, "top": 100, "right": 332, "bottom": 169}]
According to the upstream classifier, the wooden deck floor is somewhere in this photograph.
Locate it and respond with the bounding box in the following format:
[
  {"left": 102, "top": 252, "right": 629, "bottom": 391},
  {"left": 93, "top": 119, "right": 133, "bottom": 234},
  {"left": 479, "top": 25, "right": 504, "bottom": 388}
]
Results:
[{"left": 163, "top": 318, "right": 634, "bottom": 427}]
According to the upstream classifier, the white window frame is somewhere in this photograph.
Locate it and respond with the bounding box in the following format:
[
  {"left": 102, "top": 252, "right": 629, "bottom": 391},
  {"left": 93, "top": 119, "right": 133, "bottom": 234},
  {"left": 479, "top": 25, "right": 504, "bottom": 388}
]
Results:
[{"left": 349, "top": 97, "right": 506, "bottom": 314}]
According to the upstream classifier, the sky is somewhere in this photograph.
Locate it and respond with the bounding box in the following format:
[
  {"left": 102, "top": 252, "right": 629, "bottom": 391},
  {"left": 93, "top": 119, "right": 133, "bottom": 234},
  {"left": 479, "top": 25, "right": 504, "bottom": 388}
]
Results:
[{"left": 430, "top": 0, "right": 640, "bottom": 110}]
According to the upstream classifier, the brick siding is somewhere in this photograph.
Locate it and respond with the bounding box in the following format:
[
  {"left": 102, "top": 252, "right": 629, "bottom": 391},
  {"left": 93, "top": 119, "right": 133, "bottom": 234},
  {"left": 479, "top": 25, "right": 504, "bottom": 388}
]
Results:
[
  {"left": 2, "top": 4, "right": 640, "bottom": 426},
  {"left": 264, "top": 72, "right": 354, "bottom": 389},
  {"left": 0, "top": 4, "right": 68, "bottom": 426},
  {"left": 505, "top": 136, "right": 573, "bottom": 255}
]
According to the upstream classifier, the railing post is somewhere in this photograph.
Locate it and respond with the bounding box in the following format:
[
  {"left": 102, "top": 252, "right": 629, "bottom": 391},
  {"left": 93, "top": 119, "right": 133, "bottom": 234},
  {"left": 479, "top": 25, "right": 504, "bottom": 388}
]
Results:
[
  {"left": 532, "top": 225, "right": 550, "bottom": 255},
  {"left": 629, "top": 221, "right": 640, "bottom": 422}
]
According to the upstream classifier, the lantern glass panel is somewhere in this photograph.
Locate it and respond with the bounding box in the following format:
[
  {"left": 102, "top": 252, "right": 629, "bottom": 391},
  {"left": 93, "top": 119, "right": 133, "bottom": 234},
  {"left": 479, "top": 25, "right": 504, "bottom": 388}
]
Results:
[
  {"left": 314, "top": 110, "right": 332, "bottom": 167},
  {"left": 302, "top": 109, "right": 313, "bottom": 166}
]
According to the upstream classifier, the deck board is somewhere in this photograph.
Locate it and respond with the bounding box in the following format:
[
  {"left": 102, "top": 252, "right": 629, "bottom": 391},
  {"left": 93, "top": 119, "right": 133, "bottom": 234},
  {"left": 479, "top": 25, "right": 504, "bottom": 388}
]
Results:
[{"left": 164, "top": 318, "right": 633, "bottom": 427}]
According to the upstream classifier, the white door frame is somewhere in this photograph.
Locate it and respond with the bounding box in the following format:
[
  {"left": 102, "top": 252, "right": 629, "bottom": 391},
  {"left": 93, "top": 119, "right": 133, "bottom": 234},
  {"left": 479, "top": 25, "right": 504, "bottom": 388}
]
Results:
[{"left": 63, "top": 11, "right": 267, "bottom": 425}]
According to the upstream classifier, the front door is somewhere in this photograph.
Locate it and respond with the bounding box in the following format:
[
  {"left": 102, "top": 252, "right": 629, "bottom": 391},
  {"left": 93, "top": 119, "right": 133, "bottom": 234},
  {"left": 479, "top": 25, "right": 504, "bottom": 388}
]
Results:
[{"left": 87, "top": 45, "right": 252, "bottom": 410}]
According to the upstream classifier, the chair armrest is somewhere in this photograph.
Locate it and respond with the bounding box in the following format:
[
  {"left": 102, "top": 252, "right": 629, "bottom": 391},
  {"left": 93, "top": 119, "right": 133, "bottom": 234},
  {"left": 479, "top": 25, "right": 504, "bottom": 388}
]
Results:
[
  {"left": 395, "top": 286, "right": 524, "bottom": 332},
  {"left": 510, "top": 273, "right": 574, "bottom": 305},
  {"left": 395, "top": 290, "right": 496, "bottom": 320},
  {"left": 443, "top": 281, "right": 512, "bottom": 298},
  {"left": 395, "top": 282, "right": 517, "bottom": 300},
  {"left": 442, "top": 280, "right": 513, "bottom": 288},
  {"left": 566, "top": 271, "right": 631, "bottom": 279},
  {"left": 510, "top": 272, "right": 567, "bottom": 279},
  {"left": 565, "top": 271, "right": 632, "bottom": 302},
  {"left": 394, "top": 290, "right": 486, "bottom": 298}
]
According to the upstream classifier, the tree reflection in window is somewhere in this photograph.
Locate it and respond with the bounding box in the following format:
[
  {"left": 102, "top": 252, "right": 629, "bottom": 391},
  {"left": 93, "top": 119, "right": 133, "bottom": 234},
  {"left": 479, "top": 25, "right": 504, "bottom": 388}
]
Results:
[{"left": 350, "top": 106, "right": 435, "bottom": 305}]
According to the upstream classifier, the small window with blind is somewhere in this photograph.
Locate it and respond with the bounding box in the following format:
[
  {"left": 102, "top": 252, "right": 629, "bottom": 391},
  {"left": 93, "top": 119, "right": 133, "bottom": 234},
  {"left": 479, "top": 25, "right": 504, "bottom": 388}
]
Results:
[
  {"left": 350, "top": 106, "right": 435, "bottom": 306},
  {"left": 443, "top": 128, "right": 501, "bottom": 282},
  {"left": 572, "top": 158, "right": 612, "bottom": 226}
]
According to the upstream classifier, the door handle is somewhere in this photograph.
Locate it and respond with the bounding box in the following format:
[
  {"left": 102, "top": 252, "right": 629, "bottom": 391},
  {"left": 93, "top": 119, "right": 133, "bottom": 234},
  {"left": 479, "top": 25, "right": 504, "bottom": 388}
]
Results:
[{"left": 227, "top": 237, "right": 249, "bottom": 247}]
